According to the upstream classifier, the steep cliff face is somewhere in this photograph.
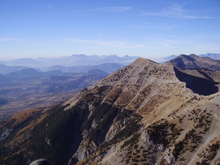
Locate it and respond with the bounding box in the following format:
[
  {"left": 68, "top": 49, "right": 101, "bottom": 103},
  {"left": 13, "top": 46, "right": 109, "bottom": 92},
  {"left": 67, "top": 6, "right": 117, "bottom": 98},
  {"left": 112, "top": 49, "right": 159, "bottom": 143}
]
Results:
[{"left": 1, "top": 56, "right": 220, "bottom": 165}]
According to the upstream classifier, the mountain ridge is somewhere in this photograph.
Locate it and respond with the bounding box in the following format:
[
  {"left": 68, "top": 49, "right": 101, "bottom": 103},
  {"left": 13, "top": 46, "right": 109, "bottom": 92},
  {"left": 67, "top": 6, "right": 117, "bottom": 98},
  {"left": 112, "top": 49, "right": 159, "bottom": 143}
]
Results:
[
  {"left": 0, "top": 64, "right": 29, "bottom": 75},
  {"left": 48, "top": 63, "right": 124, "bottom": 74},
  {"left": 160, "top": 53, "right": 220, "bottom": 63},
  {"left": 167, "top": 54, "right": 220, "bottom": 71}
]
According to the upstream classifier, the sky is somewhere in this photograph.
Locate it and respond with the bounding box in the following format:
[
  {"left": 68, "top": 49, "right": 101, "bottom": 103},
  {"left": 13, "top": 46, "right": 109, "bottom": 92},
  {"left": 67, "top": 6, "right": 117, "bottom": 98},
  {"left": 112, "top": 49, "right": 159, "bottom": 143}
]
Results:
[{"left": 1, "top": 0, "right": 220, "bottom": 60}]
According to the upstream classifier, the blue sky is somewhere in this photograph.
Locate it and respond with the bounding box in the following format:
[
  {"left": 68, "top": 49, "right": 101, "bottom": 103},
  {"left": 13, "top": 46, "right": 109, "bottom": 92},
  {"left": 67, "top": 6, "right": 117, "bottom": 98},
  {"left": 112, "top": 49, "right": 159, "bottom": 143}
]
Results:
[{"left": 1, "top": 0, "right": 220, "bottom": 60}]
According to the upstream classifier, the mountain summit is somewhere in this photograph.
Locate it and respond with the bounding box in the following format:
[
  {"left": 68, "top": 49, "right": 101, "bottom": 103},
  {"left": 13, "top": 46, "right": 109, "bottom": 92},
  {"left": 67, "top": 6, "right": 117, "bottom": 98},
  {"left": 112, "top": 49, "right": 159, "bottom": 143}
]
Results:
[{"left": 1, "top": 55, "right": 220, "bottom": 165}]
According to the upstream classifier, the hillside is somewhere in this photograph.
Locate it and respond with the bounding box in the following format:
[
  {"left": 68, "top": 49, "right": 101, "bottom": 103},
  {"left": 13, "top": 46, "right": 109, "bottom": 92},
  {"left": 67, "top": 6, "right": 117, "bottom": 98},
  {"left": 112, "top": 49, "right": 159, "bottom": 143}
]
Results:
[{"left": 1, "top": 55, "right": 220, "bottom": 165}]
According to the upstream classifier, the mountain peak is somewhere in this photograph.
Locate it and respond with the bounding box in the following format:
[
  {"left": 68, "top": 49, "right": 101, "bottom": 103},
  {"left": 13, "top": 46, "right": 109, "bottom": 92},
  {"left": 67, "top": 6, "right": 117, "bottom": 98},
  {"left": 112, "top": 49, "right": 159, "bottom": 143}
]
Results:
[{"left": 130, "top": 57, "right": 158, "bottom": 67}]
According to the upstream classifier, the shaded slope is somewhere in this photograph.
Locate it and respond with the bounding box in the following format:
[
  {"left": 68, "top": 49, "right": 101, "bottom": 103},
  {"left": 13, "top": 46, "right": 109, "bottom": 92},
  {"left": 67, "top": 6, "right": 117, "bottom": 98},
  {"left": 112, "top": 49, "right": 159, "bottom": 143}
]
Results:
[{"left": 174, "top": 67, "right": 219, "bottom": 95}]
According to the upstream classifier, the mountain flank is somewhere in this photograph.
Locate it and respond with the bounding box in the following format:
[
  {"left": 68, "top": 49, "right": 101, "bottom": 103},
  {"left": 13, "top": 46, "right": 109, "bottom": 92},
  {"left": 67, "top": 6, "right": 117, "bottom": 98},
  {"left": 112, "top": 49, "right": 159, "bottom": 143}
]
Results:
[{"left": 1, "top": 55, "right": 220, "bottom": 165}]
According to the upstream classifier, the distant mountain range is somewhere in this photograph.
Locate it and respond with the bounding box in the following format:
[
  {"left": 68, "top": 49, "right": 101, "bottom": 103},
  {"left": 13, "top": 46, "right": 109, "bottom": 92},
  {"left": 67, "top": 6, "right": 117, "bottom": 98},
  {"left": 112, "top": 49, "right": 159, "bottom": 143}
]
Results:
[
  {"left": 0, "top": 63, "right": 124, "bottom": 82},
  {"left": 199, "top": 53, "right": 220, "bottom": 59},
  {"left": 4, "top": 68, "right": 63, "bottom": 79},
  {"left": 3, "top": 54, "right": 138, "bottom": 68},
  {"left": 48, "top": 63, "right": 124, "bottom": 74},
  {"left": 0, "top": 64, "right": 29, "bottom": 75},
  {"left": 2, "top": 54, "right": 220, "bottom": 72}
]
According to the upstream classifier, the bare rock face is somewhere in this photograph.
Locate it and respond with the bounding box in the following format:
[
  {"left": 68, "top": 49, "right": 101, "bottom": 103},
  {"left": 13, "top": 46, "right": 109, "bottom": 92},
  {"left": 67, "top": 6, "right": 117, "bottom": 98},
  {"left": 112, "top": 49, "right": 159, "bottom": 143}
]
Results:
[{"left": 1, "top": 55, "right": 220, "bottom": 165}]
